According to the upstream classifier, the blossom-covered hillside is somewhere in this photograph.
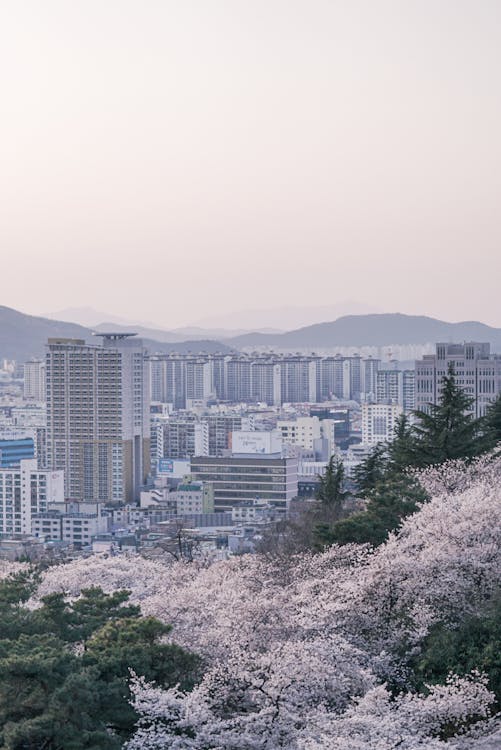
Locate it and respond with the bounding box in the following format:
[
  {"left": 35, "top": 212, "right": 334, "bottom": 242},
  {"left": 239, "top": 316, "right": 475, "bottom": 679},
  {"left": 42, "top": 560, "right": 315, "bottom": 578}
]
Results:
[{"left": 20, "top": 455, "right": 501, "bottom": 749}]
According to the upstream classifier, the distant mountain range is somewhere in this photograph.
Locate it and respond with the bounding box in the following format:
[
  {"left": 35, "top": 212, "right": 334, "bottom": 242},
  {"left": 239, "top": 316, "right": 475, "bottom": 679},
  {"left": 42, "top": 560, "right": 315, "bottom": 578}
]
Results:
[
  {"left": 43, "top": 307, "right": 284, "bottom": 341},
  {"left": 0, "top": 307, "right": 234, "bottom": 363},
  {"left": 225, "top": 314, "right": 501, "bottom": 350},
  {"left": 3, "top": 307, "right": 501, "bottom": 364},
  {"left": 192, "top": 301, "right": 383, "bottom": 330}
]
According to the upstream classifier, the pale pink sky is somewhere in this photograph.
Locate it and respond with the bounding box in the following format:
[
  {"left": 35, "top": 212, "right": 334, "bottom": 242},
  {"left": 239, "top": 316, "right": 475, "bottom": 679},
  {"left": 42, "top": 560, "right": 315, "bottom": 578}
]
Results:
[{"left": 1, "top": 1, "right": 500, "bottom": 328}]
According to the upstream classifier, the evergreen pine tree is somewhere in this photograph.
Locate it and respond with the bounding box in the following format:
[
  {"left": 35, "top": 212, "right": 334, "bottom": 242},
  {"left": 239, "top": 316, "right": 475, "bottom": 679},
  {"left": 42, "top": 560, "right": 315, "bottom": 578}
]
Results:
[
  {"left": 413, "top": 363, "right": 481, "bottom": 466},
  {"left": 479, "top": 392, "right": 501, "bottom": 453},
  {"left": 0, "top": 578, "right": 201, "bottom": 749},
  {"left": 352, "top": 443, "right": 388, "bottom": 498},
  {"left": 314, "top": 454, "right": 348, "bottom": 522},
  {"left": 387, "top": 413, "right": 419, "bottom": 472},
  {"left": 326, "top": 473, "right": 427, "bottom": 547}
]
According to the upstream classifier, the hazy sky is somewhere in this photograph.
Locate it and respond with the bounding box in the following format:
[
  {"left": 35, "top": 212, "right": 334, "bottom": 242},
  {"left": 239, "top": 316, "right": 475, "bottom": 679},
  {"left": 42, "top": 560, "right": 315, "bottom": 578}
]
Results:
[{"left": 1, "top": 1, "right": 500, "bottom": 328}]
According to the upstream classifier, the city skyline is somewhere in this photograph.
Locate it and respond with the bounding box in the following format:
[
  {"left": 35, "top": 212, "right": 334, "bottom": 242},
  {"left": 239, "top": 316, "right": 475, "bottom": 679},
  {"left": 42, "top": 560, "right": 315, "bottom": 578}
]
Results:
[{"left": 1, "top": 1, "right": 500, "bottom": 327}]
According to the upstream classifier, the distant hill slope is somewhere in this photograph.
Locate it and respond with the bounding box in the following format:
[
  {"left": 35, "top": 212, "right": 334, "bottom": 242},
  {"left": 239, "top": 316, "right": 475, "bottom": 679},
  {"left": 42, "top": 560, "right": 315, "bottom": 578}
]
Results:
[
  {"left": 0, "top": 306, "right": 94, "bottom": 361},
  {"left": 93, "top": 322, "right": 282, "bottom": 342},
  {"left": 0, "top": 306, "right": 233, "bottom": 362},
  {"left": 227, "top": 313, "right": 501, "bottom": 350}
]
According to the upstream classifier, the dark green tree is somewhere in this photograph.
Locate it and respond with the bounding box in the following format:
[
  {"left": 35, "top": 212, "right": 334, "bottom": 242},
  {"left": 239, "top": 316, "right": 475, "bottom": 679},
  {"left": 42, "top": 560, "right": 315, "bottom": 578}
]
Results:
[
  {"left": 387, "top": 413, "right": 419, "bottom": 472},
  {"left": 411, "top": 594, "right": 501, "bottom": 711},
  {"left": 326, "top": 474, "right": 427, "bottom": 547},
  {"left": 352, "top": 443, "right": 388, "bottom": 498},
  {"left": 479, "top": 393, "right": 501, "bottom": 454},
  {"left": 315, "top": 455, "right": 348, "bottom": 519},
  {"left": 0, "top": 577, "right": 201, "bottom": 750},
  {"left": 311, "top": 456, "right": 350, "bottom": 549},
  {"left": 413, "top": 363, "right": 481, "bottom": 466}
]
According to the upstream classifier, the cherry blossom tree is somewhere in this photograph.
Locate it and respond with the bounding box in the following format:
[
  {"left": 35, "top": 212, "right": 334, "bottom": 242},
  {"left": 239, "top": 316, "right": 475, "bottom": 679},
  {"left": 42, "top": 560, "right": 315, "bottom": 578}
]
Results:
[{"left": 29, "top": 454, "right": 501, "bottom": 748}]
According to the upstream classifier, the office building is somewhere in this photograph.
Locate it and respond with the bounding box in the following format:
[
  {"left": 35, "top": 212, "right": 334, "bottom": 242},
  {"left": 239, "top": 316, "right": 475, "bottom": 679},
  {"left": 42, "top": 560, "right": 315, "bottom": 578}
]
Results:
[
  {"left": 46, "top": 334, "right": 150, "bottom": 503},
  {"left": 231, "top": 429, "right": 283, "bottom": 455},
  {"left": 415, "top": 342, "right": 501, "bottom": 417},
  {"left": 191, "top": 455, "right": 298, "bottom": 513}
]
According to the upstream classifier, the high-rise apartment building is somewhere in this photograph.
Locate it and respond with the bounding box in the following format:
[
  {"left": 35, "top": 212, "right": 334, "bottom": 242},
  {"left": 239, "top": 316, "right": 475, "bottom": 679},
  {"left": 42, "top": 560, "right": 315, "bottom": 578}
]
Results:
[
  {"left": 150, "top": 355, "right": 187, "bottom": 409},
  {"left": 161, "top": 416, "right": 209, "bottom": 458},
  {"left": 361, "top": 357, "right": 380, "bottom": 401},
  {"left": 46, "top": 334, "right": 150, "bottom": 503},
  {"left": 415, "top": 342, "right": 501, "bottom": 417},
  {"left": 280, "top": 356, "right": 318, "bottom": 403},
  {"left": 376, "top": 369, "right": 415, "bottom": 412},
  {"left": 225, "top": 357, "right": 252, "bottom": 402},
  {"left": 251, "top": 360, "right": 281, "bottom": 405},
  {"left": 318, "top": 356, "right": 345, "bottom": 400},
  {"left": 23, "top": 359, "right": 46, "bottom": 402},
  {"left": 184, "top": 357, "right": 213, "bottom": 408},
  {"left": 0, "top": 458, "right": 64, "bottom": 536}
]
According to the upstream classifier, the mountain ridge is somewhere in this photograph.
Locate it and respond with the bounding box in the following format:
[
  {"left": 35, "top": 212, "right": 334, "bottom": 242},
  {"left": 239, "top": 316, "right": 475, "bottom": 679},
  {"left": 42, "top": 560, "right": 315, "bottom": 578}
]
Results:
[
  {"left": 226, "top": 313, "right": 501, "bottom": 349},
  {"left": 0, "top": 306, "right": 233, "bottom": 362}
]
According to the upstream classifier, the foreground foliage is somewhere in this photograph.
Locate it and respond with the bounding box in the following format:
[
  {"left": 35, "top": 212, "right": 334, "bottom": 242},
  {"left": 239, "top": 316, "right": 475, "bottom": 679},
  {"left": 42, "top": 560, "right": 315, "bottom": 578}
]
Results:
[
  {"left": 21, "top": 453, "right": 501, "bottom": 749},
  {"left": 0, "top": 579, "right": 200, "bottom": 749}
]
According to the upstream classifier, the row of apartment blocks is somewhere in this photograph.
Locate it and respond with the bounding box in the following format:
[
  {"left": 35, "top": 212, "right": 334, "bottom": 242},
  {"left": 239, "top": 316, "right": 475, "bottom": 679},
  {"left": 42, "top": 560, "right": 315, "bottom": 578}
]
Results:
[
  {"left": 149, "top": 352, "right": 414, "bottom": 407},
  {"left": 26, "top": 341, "right": 501, "bottom": 419},
  {"left": 27, "top": 351, "right": 414, "bottom": 409}
]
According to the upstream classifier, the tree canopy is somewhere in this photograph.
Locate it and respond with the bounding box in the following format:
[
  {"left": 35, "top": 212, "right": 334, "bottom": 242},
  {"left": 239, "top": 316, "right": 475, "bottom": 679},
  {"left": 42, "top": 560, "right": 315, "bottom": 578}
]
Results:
[{"left": 0, "top": 576, "right": 201, "bottom": 750}]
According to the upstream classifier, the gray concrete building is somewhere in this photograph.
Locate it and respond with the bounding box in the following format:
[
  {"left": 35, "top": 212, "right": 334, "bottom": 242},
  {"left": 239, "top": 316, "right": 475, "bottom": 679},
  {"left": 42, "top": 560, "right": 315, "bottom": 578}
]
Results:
[{"left": 415, "top": 342, "right": 501, "bottom": 417}]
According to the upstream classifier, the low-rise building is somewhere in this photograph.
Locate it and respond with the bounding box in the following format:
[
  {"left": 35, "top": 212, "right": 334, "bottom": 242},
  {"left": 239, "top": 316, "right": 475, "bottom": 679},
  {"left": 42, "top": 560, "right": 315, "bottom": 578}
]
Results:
[
  {"left": 31, "top": 501, "right": 108, "bottom": 546},
  {"left": 173, "top": 480, "right": 214, "bottom": 514}
]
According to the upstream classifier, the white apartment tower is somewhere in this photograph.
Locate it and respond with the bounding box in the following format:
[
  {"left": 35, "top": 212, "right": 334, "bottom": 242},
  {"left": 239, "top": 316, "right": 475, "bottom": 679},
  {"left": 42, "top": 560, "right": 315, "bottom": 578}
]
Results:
[
  {"left": 46, "top": 335, "right": 150, "bottom": 503},
  {"left": 376, "top": 369, "right": 415, "bottom": 412},
  {"left": 23, "top": 359, "right": 46, "bottom": 402},
  {"left": 0, "top": 459, "right": 64, "bottom": 536}
]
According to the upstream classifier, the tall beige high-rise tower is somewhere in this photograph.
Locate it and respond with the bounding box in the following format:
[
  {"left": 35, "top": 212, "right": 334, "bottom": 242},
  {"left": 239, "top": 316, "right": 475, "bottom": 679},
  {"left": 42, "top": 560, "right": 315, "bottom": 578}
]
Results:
[{"left": 46, "top": 334, "right": 150, "bottom": 503}]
